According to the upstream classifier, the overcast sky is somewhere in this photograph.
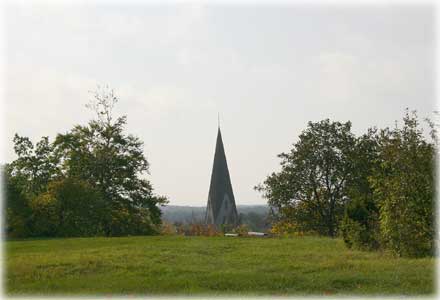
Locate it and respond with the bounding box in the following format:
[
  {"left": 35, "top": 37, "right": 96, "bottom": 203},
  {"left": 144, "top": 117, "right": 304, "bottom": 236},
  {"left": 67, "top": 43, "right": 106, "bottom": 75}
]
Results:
[{"left": 2, "top": 2, "right": 436, "bottom": 206}]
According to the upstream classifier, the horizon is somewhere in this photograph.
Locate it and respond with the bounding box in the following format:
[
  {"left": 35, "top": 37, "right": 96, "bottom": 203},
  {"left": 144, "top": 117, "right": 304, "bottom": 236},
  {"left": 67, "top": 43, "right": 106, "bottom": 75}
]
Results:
[
  {"left": 2, "top": 3, "right": 435, "bottom": 206},
  {"left": 162, "top": 204, "right": 269, "bottom": 208}
]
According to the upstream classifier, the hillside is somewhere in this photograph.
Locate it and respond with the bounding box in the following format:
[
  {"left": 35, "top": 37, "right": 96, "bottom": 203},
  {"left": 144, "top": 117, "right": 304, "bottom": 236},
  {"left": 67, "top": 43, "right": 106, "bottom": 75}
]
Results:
[{"left": 6, "top": 235, "right": 434, "bottom": 296}]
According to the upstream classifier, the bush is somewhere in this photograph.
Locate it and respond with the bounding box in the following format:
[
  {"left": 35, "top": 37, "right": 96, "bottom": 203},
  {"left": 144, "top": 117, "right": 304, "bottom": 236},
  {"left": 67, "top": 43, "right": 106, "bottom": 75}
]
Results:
[
  {"left": 161, "top": 222, "right": 177, "bottom": 235},
  {"left": 28, "top": 178, "right": 107, "bottom": 237},
  {"left": 233, "top": 224, "right": 250, "bottom": 236},
  {"left": 340, "top": 197, "right": 380, "bottom": 251},
  {"left": 173, "top": 223, "right": 222, "bottom": 236},
  {"left": 6, "top": 208, "right": 30, "bottom": 238},
  {"left": 109, "top": 206, "right": 157, "bottom": 236},
  {"left": 29, "top": 192, "right": 60, "bottom": 237},
  {"left": 270, "top": 221, "right": 306, "bottom": 237},
  {"left": 51, "top": 178, "right": 107, "bottom": 237},
  {"left": 341, "top": 217, "right": 380, "bottom": 251}
]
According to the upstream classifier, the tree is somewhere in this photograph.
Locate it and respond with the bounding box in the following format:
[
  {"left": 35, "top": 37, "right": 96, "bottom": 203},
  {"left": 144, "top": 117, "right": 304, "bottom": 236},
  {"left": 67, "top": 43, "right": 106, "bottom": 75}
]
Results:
[
  {"left": 53, "top": 86, "right": 167, "bottom": 236},
  {"left": 5, "top": 86, "right": 167, "bottom": 237},
  {"left": 256, "top": 119, "right": 356, "bottom": 237},
  {"left": 6, "top": 135, "right": 62, "bottom": 237},
  {"left": 9, "top": 135, "right": 60, "bottom": 197},
  {"left": 369, "top": 111, "right": 435, "bottom": 257},
  {"left": 46, "top": 178, "right": 107, "bottom": 237},
  {"left": 29, "top": 189, "right": 60, "bottom": 237},
  {"left": 341, "top": 129, "right": 381, "bottom": 250},
  {"left": 3, "top": 164, "right": 32, "bottom": 237}
]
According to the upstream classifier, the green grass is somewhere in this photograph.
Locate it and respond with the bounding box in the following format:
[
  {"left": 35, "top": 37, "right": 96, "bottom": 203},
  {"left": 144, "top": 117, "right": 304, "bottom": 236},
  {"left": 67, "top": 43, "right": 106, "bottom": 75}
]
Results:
[{"left": 5, "top": 235, "right": 435, "bottom": 296}]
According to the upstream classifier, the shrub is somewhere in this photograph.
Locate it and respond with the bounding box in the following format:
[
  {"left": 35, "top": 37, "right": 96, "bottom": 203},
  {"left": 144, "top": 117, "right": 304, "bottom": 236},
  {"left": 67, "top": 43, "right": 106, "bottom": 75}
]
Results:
[
  {"left": 109, "top": 206, "right": 157, "bottom": 236},
  {"left": 233, "top": 224, "right": 250, "bottom": 236},
  {"left": 340, "top": 197, "right": 380, "bottom": 250},
  {"left": 6, "top": 208, "right": 30, "bottom": 238},
  {"left": 270, "top": 221, "right": 306, "bottom": 237},
  {"left": 161, "top": 222, "right": 177, "bottom": 235},
  {"left": 28, "top": 178, "right": 107, "bottom": 237},
  {"left": 173, "top": 223, "right": 222, "bottom": 237},
  {"left": 29, "top": 192, "right": 60, "bottom": 237},
  {"left": 51, "top": 178, "right": 107, "bottom": 237}
]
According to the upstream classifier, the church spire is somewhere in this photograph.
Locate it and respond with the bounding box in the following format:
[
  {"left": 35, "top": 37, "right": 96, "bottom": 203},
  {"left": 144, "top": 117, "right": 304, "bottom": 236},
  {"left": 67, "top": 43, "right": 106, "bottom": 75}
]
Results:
[{"left": 205, "top": 124, "right": 238, "bottom": 226}]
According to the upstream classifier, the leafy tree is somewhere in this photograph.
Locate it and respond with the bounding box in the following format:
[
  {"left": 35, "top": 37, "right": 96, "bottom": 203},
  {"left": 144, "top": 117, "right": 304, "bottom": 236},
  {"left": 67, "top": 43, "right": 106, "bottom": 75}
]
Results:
[
  {"left": 29, "top": 189, "right": 60, "bottom": 236},
  {"left": 3, "top": 164, "right": 32, "bottom": 237},
  {"left": 341, "top": 197, "right": 380, "bottom": 250},
  {"left": 48, "top": 178, "right": 107, "bottom": 237},
  {"left": 370, "top": 111, "right": 435, "bottom": 257},
  {"left": 53, "top": 87, "right": 167, "bottom": 236},
  {"left": 5, "top": 86, "right": 167, "bottom": 237},
  {"left": 9, "top": 135, "right": 60, "bottom": 196},
  {"left": 341, "top": 130, "right": 381, "bottom": 250},
  {"left": 5, "top": 135, "right": 61, "bottom": 237},
  {"left": 256, "top": 119, "right": 356, "bottom": 237},
  {"left": 6, "top": 175, "right": 106, "bottom": 238}
]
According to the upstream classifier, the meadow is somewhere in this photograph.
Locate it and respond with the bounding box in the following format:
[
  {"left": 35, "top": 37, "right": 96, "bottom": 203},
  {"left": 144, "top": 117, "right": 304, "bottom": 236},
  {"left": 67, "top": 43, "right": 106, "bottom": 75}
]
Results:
[{"left": 5, "top": 235, "right": 435, "bottom": 296}]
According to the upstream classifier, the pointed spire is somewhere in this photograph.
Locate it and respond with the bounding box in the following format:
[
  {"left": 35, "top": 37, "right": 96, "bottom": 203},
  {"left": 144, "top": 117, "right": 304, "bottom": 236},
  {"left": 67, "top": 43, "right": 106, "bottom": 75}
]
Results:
[{"left": 205, "top": 124, "right": 238, "bottom": 226}]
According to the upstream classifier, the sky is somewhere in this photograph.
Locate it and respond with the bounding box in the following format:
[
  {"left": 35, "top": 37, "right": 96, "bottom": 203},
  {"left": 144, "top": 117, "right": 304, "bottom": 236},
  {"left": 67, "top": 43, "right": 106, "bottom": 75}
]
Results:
[{"left": 2, "top": 2, "right": 436, "bottom": 206}]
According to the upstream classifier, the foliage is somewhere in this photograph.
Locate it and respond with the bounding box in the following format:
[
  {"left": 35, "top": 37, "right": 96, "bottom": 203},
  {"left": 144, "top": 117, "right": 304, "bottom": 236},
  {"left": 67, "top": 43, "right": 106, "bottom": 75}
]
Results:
[
  {"left": 9, "top": 135, "right": 60, "bottom": 196},
  {"left": 340, "top": 199, "right": 380, "bottom": 251},
  {"left": 176, "top": 223, "right": 221, "bottom": 236},
  {"left": 32, "top": 178, "right": 107, "bottom": 237},
  {"left": 53, "top": 87, "right": 166, "bottom": 235},
  {"left": 269, "top": 221, "right": 306, "bottom": 237},
  {"left": 29, "top": 190, "right": 60, "bottom": 237},
  {"left": 160, "top": 222, "right": 177, "bottom": 235},
  {"left": 340, "top": 130, "right": 381, "bottom": 250},
  {"left": 257, "top": 110, "right": 435, "bottom": 257},
  {"left": 370, "top": 111, "right": 436, "bottom": 257},
  {"left": 256, "top": 119, "right": 356, "bottom": 237},
  {"left": 3, "top": 164, "right": 32, "bottom": 237},
  {"left": 233, "top": 224, "right": 250, "bottom": 236},
  {"left": 5, "top": 87, "right": 166, "bottom": 238}
]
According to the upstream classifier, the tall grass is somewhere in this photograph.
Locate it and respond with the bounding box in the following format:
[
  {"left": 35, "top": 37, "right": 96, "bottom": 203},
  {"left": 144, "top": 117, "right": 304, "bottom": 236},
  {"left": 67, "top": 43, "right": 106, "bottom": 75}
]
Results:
[{"left": 5, "top": 235, "right": 434, "bottom": 296}]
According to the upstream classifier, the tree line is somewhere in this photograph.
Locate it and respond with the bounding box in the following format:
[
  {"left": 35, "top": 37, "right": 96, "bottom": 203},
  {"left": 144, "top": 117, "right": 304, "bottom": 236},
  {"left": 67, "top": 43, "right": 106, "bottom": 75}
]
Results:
[
  {"left": 256, "top": 110, "right": 436, "bottom": 257},
  {"left": 3, "top": 87, "right": 167, "bottom": 238},
  {"left": 3, "top": 87, "right": 436, "bottom": 258}
]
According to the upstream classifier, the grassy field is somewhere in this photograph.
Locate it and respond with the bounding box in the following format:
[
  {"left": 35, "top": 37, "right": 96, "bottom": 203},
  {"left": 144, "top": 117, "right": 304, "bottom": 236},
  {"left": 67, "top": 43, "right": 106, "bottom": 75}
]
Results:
[{"left": 5, "top": 235, "right": 435, "bottom": 296}]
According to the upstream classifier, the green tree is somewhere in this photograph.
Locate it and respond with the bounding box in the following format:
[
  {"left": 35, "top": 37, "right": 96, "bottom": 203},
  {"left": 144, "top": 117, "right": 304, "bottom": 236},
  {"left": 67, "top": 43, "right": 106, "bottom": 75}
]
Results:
[
  {"left": 49, "top": 178, "right": 107, "bottom": 237},
  {"left": 53, "top": 87, "right": 167, "bottom": 236},
  {"left": 3, "top": 164, "right": 32, "bottom": 237},
  {"left": 29, "top": 190, "right": 60, "bottom": 236},
  {"left": 256, "top": 119, "right": 356, "bottom": 237},
  {"left": 5, "top": 134, "right": 61, "bottom": 237},
  {"left": 370, "top": 111, "right": 435, "bottom": 257},
  {"left": 341, "top": 129, "right": 381, "bottom": 250},
  {"left": 27, "top": 178, "right": 111, "bottom": 237},
  {"left": 9, "top": 135, "right": 60, "bottom": 196},
  {"left": 5, "top": 86, "right": 167, "bottom": 237}
]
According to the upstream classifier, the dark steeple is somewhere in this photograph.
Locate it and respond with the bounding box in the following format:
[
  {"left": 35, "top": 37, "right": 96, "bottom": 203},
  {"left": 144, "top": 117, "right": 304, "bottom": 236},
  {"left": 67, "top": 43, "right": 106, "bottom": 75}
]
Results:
[{"left": 205, "top": 127, "right": 238, "bottom": 226}]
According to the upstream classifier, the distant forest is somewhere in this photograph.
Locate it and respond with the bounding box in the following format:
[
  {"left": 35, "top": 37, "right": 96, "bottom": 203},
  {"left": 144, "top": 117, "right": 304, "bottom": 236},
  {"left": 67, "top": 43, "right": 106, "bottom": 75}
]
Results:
[{"left": 161, "top": 205, "right": 270, "bottom": 232}]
